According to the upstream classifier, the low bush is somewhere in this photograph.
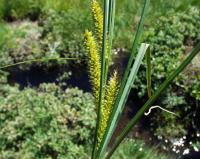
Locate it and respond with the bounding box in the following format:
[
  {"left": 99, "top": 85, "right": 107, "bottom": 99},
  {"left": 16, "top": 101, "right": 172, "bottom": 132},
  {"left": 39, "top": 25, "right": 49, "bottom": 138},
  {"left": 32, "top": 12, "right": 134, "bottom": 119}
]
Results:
[
  {"left": 136, "top": 7, "right": 200, "bottom": 97},
  {"left": 0, "top": 19, "right": 85, "bottom": 71},
  {"left": 0, "top": 83, "right": 95, "bottom": 159},
  {"left": 0, "top": 21, "right": 46, "bottom": 70},
  {"left": 40, "top": 10, "right": 91, "bottom": 64},
  {"left": 133, "top": 7, "right": 200, "bottom": 140}
]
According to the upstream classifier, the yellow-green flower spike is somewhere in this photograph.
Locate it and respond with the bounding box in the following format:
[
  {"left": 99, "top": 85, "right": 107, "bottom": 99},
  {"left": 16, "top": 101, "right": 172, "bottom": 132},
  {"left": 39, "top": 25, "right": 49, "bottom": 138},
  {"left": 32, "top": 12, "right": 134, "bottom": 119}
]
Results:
[
  {"left": 84, "top": 30, "right": 101, "bottom": 106},
  {"left": 98, "top": 71, "right": 119, "bottom": 145},
  {"left": 91, "top": 0, "right": 110, "bottom": 78},
  {"left": 91, "top": 0, "right": 103, "bottom": 46}
]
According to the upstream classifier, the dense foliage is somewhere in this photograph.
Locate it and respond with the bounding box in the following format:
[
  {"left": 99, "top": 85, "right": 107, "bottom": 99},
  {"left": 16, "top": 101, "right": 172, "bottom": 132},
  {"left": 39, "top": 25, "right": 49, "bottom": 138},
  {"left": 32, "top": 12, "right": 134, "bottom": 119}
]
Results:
[
  {"left": 0, "top": 22, "right": 44, "bottom": 69},
  {"left": 0, "top": 16, "right": 87, "bottom": 70},
  {"left": 0, "top": 83, "right": 95, "bottom": 159},
  {"left": 40, "top": 10, "right": 91, "bottom": 64},
  {"left": 133, "top": 7, "right": 200, "bottom": 143}
]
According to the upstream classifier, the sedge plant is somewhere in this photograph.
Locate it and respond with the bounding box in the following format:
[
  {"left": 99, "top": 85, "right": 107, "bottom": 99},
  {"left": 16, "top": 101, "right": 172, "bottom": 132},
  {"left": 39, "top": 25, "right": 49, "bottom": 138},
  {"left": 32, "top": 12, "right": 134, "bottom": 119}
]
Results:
[
  {"left": 0, "top": 0, "right": 199, "bottom": 158},
  {"left": 84, "top": 0, "right": 200, "bottom": 159}
]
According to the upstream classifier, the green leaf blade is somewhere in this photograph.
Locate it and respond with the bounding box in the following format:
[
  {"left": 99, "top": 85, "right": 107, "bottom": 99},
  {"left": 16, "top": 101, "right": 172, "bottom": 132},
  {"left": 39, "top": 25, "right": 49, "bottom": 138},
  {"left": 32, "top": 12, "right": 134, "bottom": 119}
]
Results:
[
  {"left": 146, "top": 48, "right": 152, "bottom": 98},
  {"left": 97, "top": 43, "right": 150, "bottom": 158},
  {"left": 0, "top": 57, "right": 78, "bottom": 70},
  {"left": 95, "top": 0, "right": 150, "bottom": 157}
]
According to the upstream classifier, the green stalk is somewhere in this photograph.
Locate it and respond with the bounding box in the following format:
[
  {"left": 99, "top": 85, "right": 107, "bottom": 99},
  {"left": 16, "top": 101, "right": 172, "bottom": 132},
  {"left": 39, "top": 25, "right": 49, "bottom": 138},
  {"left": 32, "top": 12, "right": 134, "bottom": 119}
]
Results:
[
  {"left": 146, "top": 48, "right": 152, "bottom": 97},
  {"left": 92, "top": 0, "right": 110, "bottom": 158},
  {"left": 106, "top": 41, "right": 200, "bottom": 158},
  {"left": 96, "top": 43, "right": 149, "bottom": 158},
  {"left": 0, "top": 57, "right": 77, "bottom": 69},
  {"left": 96, "top": 0, "right": 150, "bottom": 157},
  {"left": 109, "top": 0, "right": 115, "bottom": 51},
  {"left": 104, "top": 0, "right": 116, "bottom": 83}
]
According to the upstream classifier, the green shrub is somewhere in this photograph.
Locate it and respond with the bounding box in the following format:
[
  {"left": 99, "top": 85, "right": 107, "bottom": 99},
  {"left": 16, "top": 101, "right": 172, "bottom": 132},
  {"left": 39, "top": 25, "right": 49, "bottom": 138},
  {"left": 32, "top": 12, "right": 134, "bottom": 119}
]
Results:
[
  {"left": 40, "top": 10, "right": 91, "bottom": 64},
  {"left": 0, "top": 70, "right": 9, "bottom": 84},
  {"left": 132, "top": 7, "right": 200, "bottom": 139},
  {"left": 0, "top": 21, "right": 46, "bottom": 70},
  {"left": 136, "top": 7, "right": 200, "bottom": 96},
  {"left": 9, "top": 22, "right": 43, "bottom": 63},
  {"left": 134, "top": 7, "right": 200, "bottom": 96},
  {"left": 0, "top": 20, "right": 81, "bottom": 70},
  {"left": 111, "top": 139, "right": 168, "bottom": 159},
  {"left": 0, "top": 23, "right": 14, "bottom": 67},
  {"left": 0, "top": 23, "right": 9, "bottom": 46},
  {"left": 0, "top": 83, "right": 95, "bottom": 159}
]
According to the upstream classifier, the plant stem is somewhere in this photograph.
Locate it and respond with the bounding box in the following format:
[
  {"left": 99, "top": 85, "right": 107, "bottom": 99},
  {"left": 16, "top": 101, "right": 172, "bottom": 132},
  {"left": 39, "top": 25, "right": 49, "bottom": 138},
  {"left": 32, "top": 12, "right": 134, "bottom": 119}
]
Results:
[
  {"left": 0, "top": 57, "right": 78, "bottom": 69},
  {"left": 105, "top": 0, "right": 116, "bottom": 89},
  {"left": 96, "top": 0, "right": 150, "bottom": 157},
  {"left": 92, "top": 0, "right": 110, "bottom": 158},
  {"left": 146, "top": 48, "right": 152, "bottom": 97}
]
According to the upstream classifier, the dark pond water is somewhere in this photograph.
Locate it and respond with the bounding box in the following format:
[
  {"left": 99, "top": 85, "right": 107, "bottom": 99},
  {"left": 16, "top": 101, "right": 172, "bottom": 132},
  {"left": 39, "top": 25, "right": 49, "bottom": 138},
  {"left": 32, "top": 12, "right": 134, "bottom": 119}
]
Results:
[{"left": 8, "top": 65, "right": 91, "bottom": 91}]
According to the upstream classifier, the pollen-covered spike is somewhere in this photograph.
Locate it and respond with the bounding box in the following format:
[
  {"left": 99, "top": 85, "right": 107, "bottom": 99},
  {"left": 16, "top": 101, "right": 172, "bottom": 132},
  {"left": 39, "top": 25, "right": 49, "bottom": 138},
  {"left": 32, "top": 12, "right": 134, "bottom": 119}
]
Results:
[
  {"left": 84, "top": 30, "right": 101, "bottom": 107},
  {"left": 98, "top": 71, "right": 119, "bottom": 146},
  {"left": 91, "top": 0, "right": 103, "bottom": 47}
]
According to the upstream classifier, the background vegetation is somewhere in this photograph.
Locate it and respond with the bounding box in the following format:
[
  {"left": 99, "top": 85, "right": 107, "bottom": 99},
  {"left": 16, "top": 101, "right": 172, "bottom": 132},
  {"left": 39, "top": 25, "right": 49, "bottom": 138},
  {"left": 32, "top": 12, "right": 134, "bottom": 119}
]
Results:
[{"left": 0, "top": 0, "right": 199, "bottom": 158}]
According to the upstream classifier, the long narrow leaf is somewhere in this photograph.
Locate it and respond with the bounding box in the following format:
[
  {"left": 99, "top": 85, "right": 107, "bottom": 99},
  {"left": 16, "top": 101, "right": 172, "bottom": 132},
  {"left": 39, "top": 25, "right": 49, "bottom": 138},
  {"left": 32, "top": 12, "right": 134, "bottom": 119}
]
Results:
[
  {"left": 104, "top": 0, "right": 116, "bottom": 85},
  {"left": 106, "top": 41, "right": 200, "bottom": 158},
  {"left": 0, "top": 57, "right": 77, "bottom": 69},
  {"left": 97, "top": 43, "right": 150, "bottom": 158},
  {"left": 108, "top": 0, "right": 116, "bottom": 50},
  {"left": 96, "top": 0, "right": 150, "bottom": 157},
  {"left": 146, "top": 48, "right": 152, "bottom": 98}
]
